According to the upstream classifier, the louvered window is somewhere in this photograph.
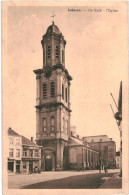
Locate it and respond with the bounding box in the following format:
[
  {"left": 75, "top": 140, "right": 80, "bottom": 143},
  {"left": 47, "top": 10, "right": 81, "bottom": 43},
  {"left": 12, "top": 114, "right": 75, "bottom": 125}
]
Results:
[
  {"left": 56, "top": 46, "right": 59, "bottom": 59},
  {"left": 51, "top": 82, "right": 55, "bottom": 97},
  {"left": 47, "top": 46, "right": 51, "bottom": 59},
  {"left": 62, "top": 84, "right": 64, "bottom": 99},
  {"left": 43, "top": 83, "right": 47, "bottom": 99}
]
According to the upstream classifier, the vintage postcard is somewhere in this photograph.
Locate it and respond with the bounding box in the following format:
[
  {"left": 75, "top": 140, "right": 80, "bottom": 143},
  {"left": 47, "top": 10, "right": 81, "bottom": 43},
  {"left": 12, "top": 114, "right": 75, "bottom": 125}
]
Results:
[{"left": 2, "top": 1, "right": 128, "bottom": 195}]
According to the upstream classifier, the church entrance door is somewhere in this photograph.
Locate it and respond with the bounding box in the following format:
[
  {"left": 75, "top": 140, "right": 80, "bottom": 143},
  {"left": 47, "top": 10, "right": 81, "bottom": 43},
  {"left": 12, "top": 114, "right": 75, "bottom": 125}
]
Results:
[{"left": 45, "top": 156, "right": 52, "bottom": 171}]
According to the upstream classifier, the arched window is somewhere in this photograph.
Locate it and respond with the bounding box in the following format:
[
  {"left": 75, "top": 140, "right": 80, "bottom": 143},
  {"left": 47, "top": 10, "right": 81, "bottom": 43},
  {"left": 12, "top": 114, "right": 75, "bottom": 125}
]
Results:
[
  {"left": 56, "top": 46, "right": 59, "bottom": 59},
  {"left": 43, "top": 83, "right": 47, "bottom": 99},
  {"left": 43, "top": 117, "right": 47, "bottom": 132},
  {"left": 51, "top": 116, "right": 55, "bottom": 132},
  {"left": 51, "top": 82, "right": 55, "bottom": 97},
  {"left": 62, "top": 50, "right": 64, "bottom": 63},
  {"left": 62, "top": 84, "right": 64, "bottom": 99},
  {"left": 65, "top": 88, "right": 67, "bottom": 103},
  {"left": 66, "top": 120, "right": 68, "bottom": 134},
  {"left": 43, "top": 49, "right": 45, "bottom": 64},
  {"left": 47, "top": 45, "right": 51, "bottom": 59},
  {"left": 63, "top": 117, "right": 65, "bottom": 133}
]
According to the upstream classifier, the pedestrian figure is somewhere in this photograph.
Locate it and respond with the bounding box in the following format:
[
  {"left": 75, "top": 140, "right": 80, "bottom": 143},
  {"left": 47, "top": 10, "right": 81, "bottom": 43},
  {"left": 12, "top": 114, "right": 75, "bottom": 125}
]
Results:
[
  {"left": 99, "top": 164, "right": 101, "bottom": 173},
  {"left": 104, "top": 166, "right": 107, "bottom": 173}
]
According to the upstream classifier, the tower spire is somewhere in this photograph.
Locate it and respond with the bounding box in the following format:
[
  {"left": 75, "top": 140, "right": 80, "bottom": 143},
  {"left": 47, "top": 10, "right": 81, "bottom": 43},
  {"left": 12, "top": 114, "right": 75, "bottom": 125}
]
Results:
[{"left": 51, "top": 12, "right": 56, "bottom": 24}]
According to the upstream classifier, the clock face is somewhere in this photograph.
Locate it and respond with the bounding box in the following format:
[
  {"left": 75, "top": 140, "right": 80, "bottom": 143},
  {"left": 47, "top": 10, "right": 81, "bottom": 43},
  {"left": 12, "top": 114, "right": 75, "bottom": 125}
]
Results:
[{"left": 44, "top": 66, "right": 52, "bottom": 78}]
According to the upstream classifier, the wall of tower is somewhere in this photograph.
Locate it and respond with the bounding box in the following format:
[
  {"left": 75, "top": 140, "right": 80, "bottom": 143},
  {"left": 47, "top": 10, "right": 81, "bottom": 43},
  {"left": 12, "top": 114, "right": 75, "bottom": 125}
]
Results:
[
  {"left": 40, "top": 70, "right": 57, "bottom": 104},
  {"left": 43, "top": 35, "right": 65, "bottom": 67}
]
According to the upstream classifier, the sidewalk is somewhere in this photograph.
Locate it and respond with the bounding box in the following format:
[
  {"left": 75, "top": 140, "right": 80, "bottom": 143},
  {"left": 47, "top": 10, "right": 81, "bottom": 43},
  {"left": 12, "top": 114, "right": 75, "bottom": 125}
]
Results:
[{"left": 99, "top": 173, "right": 122, "bottom": 189}]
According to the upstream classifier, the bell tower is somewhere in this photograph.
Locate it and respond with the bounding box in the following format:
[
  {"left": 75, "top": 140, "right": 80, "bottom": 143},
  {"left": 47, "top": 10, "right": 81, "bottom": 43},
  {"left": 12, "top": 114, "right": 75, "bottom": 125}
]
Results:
[{"left": 33, "top": 21, "right": 72, "bottom": 171}]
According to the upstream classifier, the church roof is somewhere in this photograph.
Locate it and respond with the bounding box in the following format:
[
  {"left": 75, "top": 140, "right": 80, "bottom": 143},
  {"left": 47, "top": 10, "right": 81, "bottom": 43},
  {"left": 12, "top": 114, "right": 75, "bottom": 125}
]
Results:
[
  {"left": 46, "top": 22, "right": 60, "bottom": 35},
  {"left": 83, "top": 135, "right": 113, "bottom": 143},
  {"left": 8, "top": 127, "right": 21, "bottom": 137},
  {"left": 68, "top": 136, "right": 90, "bottom": 148}
]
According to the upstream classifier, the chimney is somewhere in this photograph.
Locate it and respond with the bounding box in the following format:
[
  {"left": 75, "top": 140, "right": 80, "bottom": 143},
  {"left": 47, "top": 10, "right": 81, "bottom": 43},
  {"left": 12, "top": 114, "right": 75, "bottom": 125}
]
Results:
[{"left": 31, "top": 137, "right": 33, "bottom": 142}]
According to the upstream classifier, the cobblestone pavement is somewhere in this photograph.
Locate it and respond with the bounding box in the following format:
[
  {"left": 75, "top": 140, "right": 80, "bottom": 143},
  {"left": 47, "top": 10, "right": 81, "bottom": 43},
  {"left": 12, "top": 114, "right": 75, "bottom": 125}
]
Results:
[{"left": 8, "top": 169, "right": 120, "bottom": 189}]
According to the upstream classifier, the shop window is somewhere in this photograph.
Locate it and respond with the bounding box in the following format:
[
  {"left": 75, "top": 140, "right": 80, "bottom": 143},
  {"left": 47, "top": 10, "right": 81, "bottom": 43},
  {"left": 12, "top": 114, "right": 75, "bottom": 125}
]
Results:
[
  {"left": 43, "top": 83, "right": 47, "bottom": 99},
  {"left": 51, "top": 116, "right": 55, "bottom": 132},
  {"left": 51, "top": 82, "right": 55, "bottom": 97},
  {"left": 23, "top": 163, "right": 26, "bottom": 169},
  {"left": 43, "top": 117, "right": 47, "bottom": 132}
]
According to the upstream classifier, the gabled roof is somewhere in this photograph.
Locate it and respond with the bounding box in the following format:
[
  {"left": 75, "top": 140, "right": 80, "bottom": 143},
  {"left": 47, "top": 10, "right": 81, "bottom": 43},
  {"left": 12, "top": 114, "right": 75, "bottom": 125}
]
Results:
[
  {"left": 8, "top": 128, "right": 21, "bottom": 137},
  {"left": 68, "top": 136, "right": 90, "bottom": 148},
  {"left": 83, "top": 135, "right": 113, "bottom": 143},
  {"left": 22, "top": 136, "right": 39, "bottom": 147}
]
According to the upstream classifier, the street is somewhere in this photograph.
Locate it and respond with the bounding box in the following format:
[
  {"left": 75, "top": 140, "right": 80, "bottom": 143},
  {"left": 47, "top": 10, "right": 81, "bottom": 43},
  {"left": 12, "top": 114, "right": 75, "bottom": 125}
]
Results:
[{"left": 8, "top": 169, "right": 121, "bottom": 189}]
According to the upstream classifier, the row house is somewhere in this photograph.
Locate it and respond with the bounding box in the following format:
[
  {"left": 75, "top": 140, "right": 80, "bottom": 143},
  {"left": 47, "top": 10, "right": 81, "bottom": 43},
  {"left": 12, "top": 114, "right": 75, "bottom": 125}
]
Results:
[
  {"left": 8, "top": 128, "right": 22, "bottom": 173},
  {"left": 22, "top": 136, "right": 41, "bottom": 174},
  {"left": 8, "top": 128, "right": 41, "bottom": 174}
]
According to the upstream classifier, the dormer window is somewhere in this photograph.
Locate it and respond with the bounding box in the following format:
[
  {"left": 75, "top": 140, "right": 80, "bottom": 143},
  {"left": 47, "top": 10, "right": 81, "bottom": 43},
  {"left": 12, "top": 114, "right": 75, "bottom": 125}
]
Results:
[
  {"left": 47, "top": 45, "right": 51, "bottom": 59},
  {"left": 56, "top": 46, "right": 59, "bottom": 59}
]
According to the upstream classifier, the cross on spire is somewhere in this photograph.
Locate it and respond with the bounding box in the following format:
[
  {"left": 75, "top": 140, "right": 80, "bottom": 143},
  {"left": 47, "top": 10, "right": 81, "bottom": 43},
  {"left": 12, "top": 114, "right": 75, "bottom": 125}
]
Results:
[{"left": 51, "top": 12, "right": 56, "bottom": 23}]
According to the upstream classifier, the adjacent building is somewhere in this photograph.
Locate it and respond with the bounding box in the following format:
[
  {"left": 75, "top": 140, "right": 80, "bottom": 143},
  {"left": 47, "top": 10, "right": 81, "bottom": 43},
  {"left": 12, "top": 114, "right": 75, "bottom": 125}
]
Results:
[
  {"left": 65, "top": 135, "right": 100, "bottom": 170},
  {"left": 8, "top": 128, "right": 41, "bottom": 174},
  {"left": 116, "top": 151, "right": 120, "bottom": 168},
  {"left": 83, "top": 135, "right": 116, "bottom": 168},
  {"left": 8, "top": 128, "right": 22, "bottom": 173},
  {"left": 21, "top": 136, "right": 41, "bottom": 174}
]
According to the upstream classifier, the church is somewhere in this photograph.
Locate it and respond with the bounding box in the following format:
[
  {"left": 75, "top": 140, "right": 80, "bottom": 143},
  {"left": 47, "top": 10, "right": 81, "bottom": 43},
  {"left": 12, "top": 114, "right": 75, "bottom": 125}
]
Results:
[{"left": 33, "top": 21, "right": 100, "bottom": 171}]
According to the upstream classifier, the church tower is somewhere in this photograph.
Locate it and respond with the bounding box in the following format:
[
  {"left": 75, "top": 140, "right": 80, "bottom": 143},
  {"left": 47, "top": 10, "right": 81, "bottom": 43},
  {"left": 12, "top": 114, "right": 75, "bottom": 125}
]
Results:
[{"left": 33, "top": 21, "right": 72, "bottom": 171}]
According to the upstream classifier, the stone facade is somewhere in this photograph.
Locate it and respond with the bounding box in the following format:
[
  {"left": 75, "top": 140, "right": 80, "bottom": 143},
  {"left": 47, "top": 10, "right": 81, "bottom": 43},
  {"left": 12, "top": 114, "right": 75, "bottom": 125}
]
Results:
[
  {"left": 65, "top": 136, "right": 100, "bottom": 170},
  {"left": 34, "top": 22, "right": 72, "bottom": 171},
  {"left": 8, "top": 128, "right": 41, "bottom": 174},
  {"left": 8, "top": 128, "right": 22, "bottom": 173},
  {"left": 83, "top": 135, "right": 116, "bottom": 168}
]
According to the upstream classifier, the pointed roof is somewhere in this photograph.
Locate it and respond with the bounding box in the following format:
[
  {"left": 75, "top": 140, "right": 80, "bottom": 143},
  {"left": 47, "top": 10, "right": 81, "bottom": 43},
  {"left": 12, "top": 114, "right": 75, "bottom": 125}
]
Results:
[
  {"left": 8, "top": 127, "right": 21, "bottom": 137},
  {"left": 68, "top": 136, "right": 90, "bottom": 148}
]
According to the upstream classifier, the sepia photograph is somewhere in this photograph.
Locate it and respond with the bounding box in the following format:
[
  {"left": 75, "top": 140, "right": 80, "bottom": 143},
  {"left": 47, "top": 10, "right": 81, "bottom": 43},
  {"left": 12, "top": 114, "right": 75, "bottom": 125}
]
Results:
[{"left": 2, "top": 1, "right": 128, "bottom": 194}]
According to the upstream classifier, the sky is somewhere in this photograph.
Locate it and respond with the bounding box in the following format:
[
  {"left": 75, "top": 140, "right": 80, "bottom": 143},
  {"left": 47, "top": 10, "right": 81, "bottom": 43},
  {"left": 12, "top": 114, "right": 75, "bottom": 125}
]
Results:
[{"left": 3, "top": 2, "right": 128, "bottom": 151}]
